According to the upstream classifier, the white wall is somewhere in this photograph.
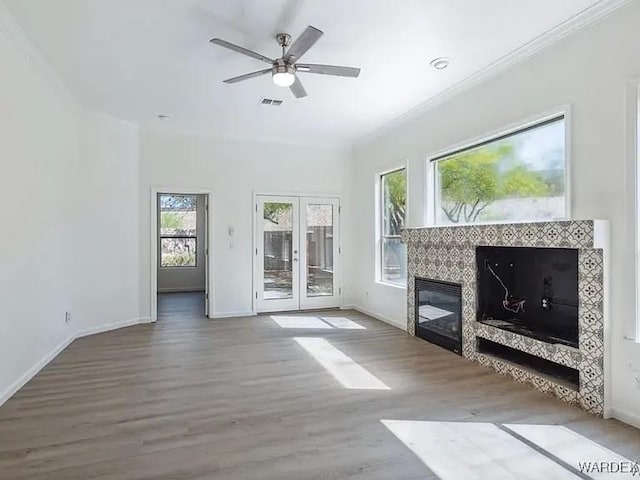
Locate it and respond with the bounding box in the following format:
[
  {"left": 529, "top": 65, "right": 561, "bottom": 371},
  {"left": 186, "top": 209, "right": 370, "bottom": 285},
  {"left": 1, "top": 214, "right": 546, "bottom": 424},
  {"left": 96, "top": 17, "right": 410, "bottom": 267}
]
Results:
[
  {"left": 353, "top": 2, "right": 640, "bottom": 424},
  {"left": 157, "top": 193, "right": 206, "bottom": 293},
  {"left": 0, "top": 17, "right": 78, "bottom": 402},
  {"left": 71, "top": 111, "right": 140, "bottom": 332},
  {"left": 0, "top": 20, "right": 140, "bottom": 403},
  {"left": 139, "top": 127, "right": 354, "bottom": 318}
]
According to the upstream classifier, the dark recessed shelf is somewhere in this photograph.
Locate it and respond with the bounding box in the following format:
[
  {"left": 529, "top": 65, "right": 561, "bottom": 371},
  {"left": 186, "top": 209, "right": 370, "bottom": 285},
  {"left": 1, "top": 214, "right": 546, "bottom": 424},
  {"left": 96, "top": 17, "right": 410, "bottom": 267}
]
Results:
[
  {"left": 477, "top": 318, "right": 578, "bottom": 348},
  {"left": 476, "top": 337, "right": 579, "bottom": 390}
]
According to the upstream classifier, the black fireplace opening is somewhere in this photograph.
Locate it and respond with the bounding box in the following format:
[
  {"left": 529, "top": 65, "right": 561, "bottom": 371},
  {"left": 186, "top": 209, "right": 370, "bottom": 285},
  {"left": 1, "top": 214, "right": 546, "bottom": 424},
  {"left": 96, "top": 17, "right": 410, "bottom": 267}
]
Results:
[
  {"left": 476, "top": 246, "right": 579, "bottom": 348},
  {"left": 414, "top": 278, "right": 462, "bottom": 355}
]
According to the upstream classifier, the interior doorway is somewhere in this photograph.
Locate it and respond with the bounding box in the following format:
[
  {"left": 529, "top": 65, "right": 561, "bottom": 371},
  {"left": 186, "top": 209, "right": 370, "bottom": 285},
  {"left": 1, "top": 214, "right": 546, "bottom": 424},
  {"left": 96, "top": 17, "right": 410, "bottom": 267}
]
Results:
[
  {"left": 254, "top": 194, "right": 341, "bottom": 313},
  {"left": 151, "top": 190, "right": 212, "bottom": 321}
]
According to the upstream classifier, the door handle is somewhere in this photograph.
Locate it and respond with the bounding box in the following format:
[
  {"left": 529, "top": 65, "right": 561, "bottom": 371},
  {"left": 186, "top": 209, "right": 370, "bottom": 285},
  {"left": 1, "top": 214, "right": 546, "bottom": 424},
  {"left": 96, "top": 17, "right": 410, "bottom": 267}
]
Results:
[{"left": 293, "top": 258, "right": 298, "bottom": 262}]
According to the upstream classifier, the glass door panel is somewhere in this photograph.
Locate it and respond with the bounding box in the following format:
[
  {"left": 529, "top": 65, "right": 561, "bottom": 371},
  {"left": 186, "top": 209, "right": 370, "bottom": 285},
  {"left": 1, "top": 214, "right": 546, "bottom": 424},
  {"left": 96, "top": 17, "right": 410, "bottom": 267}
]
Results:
[
  {"left": 300, "top": 198, "right": 340, "bottom": 309},
  {"left": 305, "top": 204, "right": 334, "bottom": 297},
  {"left": 256, "top": 197, "right": 299, "bottom": 312},
  {"left": 263, "top": 202, "right": 294, "bottom": 300},
  {"left": 255, "top": 195, "right": 340, "bottom": 312}
]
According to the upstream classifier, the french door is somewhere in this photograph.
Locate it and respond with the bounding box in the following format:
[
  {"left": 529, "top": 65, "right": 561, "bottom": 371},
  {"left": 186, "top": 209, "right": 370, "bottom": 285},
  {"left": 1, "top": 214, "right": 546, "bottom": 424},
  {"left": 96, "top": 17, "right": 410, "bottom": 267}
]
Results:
[{"left": 255, "top": 195, "right": 341, "bottom": 312}]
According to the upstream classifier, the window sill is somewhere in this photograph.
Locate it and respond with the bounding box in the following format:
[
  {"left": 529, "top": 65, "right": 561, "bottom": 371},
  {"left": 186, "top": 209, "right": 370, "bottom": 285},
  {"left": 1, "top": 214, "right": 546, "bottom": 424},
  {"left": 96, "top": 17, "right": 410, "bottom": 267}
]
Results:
[
  {"left": 376, "top": 280, "right": 407, "bottom": 290},
  {"left": 418, "top": 217, "right": 568, "bottom": 229},
  {"left": 159, "top": 266, "right": 198, "bottom": 270}
]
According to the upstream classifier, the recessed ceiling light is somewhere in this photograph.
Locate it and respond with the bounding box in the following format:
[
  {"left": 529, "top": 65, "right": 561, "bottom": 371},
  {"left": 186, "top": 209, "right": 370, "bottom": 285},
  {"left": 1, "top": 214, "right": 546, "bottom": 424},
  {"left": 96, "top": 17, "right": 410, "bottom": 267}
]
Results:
[
  {"left": 157, "top": 114, "right": 171, "bottom": 121},
  {"left": 430, "top": 57, "right": 451, "bottom": 70}
]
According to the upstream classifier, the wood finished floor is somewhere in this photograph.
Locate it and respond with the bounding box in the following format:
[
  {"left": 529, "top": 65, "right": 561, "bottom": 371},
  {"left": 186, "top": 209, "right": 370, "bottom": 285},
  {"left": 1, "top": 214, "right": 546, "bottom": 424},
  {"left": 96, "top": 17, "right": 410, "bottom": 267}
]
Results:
[{"left": 1, "top": 292, "right": 639, "bottom": 479}]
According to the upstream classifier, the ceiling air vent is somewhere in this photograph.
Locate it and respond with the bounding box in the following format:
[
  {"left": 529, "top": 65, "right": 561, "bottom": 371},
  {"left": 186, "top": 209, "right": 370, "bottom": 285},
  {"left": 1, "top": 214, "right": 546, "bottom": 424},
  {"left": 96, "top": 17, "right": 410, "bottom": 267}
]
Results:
[{"left": 260, "top": 98, "right": 283, "bottom": 106}]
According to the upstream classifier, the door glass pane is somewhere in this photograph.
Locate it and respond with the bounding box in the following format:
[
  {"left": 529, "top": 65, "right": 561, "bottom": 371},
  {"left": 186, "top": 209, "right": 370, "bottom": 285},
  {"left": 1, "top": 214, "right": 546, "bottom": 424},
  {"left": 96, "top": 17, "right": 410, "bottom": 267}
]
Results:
[
  {"left": 306, "top": 204, "right": 333, "bottom": 297},
  {"left": 263, "top": 202, "right": 293, "bottom": 300}
]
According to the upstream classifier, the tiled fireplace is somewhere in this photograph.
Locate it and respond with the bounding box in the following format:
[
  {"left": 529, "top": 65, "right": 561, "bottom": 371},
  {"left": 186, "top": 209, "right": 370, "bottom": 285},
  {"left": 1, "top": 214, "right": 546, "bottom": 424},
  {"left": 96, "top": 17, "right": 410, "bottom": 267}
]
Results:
[{"left": 402, "top": 220, "right": 608, "bottom": 416}]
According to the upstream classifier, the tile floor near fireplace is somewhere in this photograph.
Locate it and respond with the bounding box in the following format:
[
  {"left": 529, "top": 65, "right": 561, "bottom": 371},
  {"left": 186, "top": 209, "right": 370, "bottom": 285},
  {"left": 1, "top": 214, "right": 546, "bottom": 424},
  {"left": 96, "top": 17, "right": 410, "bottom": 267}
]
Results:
[{"left": 403, "top": 220, "right": 608, "bottom": 416}]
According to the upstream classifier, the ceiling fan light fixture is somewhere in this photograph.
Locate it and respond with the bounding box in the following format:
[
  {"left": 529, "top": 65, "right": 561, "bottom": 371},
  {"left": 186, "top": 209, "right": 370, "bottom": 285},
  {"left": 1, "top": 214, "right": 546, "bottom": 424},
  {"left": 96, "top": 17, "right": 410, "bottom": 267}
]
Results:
[
  {"left": 272, "top": 64, "right": 296, "bottom": 87},
  {"left": 273, "top": 71, "right": 295, "bottom": 87}
]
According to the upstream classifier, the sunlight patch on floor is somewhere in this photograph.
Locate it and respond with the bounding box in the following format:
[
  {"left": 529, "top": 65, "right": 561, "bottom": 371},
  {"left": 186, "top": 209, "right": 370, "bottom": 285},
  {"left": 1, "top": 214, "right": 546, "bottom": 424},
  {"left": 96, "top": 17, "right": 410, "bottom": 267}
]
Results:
[
  {"left": 504, "top": 424, "right": 634, "bottom": 479},
  {"left": 271, "top": 316, "right": 366, "bottom": 330},
  {"left": 321, "top": 317, "right": 366, "bottom": 329},
  {"left": 381, "top": 420, "right": 607, "bottom": 479},
  {"left": 294, "top": 337, "right": 389, "bottom": 390},
  {"left": 271, "top": 316, "right": 333, "bottom": 329}
]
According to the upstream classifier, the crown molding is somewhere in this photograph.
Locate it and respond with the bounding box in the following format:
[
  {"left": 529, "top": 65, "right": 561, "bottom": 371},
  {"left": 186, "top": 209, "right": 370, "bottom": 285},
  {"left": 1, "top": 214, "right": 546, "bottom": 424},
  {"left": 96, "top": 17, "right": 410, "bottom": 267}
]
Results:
[
  {"left": 0, "top": 3, "right": 79, "bottom": 110},
  {"left": 355, "top": 0, "right": 635, "bottom": 148}
]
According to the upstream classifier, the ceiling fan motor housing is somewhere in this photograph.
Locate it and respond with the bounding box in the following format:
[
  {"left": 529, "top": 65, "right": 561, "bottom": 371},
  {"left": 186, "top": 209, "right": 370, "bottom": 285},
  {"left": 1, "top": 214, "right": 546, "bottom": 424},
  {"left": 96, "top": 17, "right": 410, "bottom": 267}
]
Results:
[
  {"left": 273, "top": 61, "right": 295, "bottom": 75},
  {"left": 275, "top": 33, "right": 292, "bottom": 48}
]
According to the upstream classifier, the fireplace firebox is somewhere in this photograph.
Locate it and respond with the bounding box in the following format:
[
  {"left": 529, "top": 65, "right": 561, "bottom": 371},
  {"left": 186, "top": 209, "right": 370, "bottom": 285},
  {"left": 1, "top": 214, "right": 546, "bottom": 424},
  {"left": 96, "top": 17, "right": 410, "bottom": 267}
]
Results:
[{"left": 414, "top": 278, "right": 462, "bottom": 355}]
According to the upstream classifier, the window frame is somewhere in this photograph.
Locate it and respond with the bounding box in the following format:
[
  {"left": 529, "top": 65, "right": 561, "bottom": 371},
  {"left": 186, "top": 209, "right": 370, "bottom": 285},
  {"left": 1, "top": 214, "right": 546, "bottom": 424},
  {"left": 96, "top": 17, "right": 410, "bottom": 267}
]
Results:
[
  {"left": 377, "top": 166, "right": 408, "bottom": 288},
  {"left": 158, "top": 194, "right": 198, "bottom": 269},
  {"left": 428, "top": 109, "right": 571, "bottom": 227}
]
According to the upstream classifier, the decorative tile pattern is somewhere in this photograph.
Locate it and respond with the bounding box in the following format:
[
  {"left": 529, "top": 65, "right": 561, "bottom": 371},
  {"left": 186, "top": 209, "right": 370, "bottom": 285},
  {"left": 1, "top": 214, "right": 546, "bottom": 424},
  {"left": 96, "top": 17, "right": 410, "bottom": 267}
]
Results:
[{"left": 403, "top": 220, "right": 605, "bottom": 416}]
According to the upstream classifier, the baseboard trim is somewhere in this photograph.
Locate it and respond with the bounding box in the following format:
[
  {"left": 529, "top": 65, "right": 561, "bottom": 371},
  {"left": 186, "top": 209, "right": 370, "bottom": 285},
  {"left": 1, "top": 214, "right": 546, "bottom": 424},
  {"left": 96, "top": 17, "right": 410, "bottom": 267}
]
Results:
[
  {"left": 0, "top": 333, "right": 74, "bottom": 407},
  {"left": 76, "top": 317, "right": 144, "bottom": 338},
  {"left": 0, "top": 317, "right": 149, "bottom": 408},
  {"left": 610, "top": 407, "right": 640, "bottom": 429},
  {"left": 345, "top": 305, "right": 407, "bottom": 331},
  {"left": 210, "top": 311, "right": 255, "bottom": 319}
]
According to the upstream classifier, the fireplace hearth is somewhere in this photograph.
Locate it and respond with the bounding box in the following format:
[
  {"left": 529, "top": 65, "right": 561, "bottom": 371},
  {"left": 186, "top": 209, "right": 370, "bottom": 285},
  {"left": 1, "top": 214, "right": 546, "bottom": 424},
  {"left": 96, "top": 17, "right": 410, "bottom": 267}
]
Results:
[{"left": 414, "top": 277, "right": 462, "bottom": 355}]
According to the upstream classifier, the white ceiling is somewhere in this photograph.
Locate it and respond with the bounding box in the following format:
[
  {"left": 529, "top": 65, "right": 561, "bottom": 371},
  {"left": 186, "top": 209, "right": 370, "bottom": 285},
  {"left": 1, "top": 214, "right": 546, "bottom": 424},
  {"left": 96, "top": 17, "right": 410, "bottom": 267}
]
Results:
[{"left": 2, "top": 0, "right": 608, "bottom": 145}]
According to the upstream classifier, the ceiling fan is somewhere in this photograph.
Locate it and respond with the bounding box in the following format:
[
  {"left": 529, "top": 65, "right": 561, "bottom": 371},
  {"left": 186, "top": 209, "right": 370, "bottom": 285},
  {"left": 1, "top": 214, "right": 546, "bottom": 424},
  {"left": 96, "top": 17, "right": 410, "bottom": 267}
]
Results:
[{"left": 210, "top": 26, "right": 361, "bottom": 98}]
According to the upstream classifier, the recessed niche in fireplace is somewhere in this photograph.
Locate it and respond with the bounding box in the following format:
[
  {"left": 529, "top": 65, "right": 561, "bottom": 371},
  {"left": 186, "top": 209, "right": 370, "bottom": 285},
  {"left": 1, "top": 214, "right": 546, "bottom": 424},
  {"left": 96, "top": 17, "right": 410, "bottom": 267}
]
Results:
[
  {"left": 477, "top": 338, "right": 579, "bottom": 390},
  {"left": 476, "top": 246, "right": 579, "bottom": 348},
  {"left": 414, "top": 278, "right": 462, "bottom": 355}
]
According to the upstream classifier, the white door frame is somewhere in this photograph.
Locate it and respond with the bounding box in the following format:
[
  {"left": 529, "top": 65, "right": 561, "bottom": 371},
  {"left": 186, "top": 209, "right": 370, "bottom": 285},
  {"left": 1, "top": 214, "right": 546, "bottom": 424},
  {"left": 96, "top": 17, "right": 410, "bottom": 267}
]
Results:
[
  {"left": 150, "top": 188, "right": 214, "bottom": 322},
  {"left": 252, "top": 191, "right": 343, "bottom": 314}
]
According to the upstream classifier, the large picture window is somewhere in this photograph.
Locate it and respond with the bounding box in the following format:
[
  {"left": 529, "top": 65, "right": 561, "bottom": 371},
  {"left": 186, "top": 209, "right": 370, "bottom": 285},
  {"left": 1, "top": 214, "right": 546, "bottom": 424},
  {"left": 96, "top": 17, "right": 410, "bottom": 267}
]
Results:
[
  {"left": 433, "top": 116, "right": 566, "bottom": 225},
  {"left": 380, "top": 168, "right": 407, "bottom": 286},
  {"left": 159, "top": 194, "right": 197, "bottom": 267}
]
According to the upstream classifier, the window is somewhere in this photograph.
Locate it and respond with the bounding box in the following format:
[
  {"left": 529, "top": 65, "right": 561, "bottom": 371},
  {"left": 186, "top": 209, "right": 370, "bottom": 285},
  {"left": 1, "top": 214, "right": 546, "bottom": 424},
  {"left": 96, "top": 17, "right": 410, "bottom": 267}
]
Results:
[
  {"left": 433, "top": 116, "right": 566, "bottom": 225},
  {"left": 159, "top": 194, "right": 197, "bottom": 267},
  {"left": 380, "top": 168, "right": 407, "bottom": 286}
]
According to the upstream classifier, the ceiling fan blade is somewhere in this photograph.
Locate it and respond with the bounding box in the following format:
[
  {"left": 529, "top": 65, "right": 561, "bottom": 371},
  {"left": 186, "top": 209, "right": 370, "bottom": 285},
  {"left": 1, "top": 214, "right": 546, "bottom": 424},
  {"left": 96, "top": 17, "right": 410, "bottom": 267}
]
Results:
[
  {"left": 290, "top": 76, "right": 307, "bottom": 98},
  {"left": 285, "top": 26, "right": 323, "bottom": 62},
  {"left": 223, "top": 69, "right": 272, "bottom": 84},
  {"left": 296, "top": 63, "right": 361, "bottom": 78},
  {"left": 210, "top": 38, "right": 273, "bottom": 64}
]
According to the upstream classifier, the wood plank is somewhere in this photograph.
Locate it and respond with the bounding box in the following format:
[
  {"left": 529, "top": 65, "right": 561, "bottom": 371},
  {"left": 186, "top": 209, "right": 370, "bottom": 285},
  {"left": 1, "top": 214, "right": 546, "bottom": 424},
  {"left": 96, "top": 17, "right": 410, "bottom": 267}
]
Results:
[{"left": 0, "top": 292, "right": 638, "bottom": 479}]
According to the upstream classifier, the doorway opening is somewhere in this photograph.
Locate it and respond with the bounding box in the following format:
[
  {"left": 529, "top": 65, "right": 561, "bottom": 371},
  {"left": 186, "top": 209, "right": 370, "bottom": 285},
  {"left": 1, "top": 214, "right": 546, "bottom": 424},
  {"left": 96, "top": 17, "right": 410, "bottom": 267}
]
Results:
[
  {"left": 254, "top": 195, "right": 341, "bottom": 313},
  {"left": 152, "top": 191, "right": 211, "bottom": 321}
]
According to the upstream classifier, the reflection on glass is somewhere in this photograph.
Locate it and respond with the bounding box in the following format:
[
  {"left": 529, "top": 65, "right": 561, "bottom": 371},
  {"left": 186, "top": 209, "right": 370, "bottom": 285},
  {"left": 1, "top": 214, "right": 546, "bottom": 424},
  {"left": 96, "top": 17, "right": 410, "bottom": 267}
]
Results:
[
  {"left": 382, "top": 237, "right": 406, "bottom": 286},
  {"left": 263, "top": 202, "right": 293, "bottom": 299},
  {"left": 306, "top": 204, "right": 333, "bottom": 297},
  {"left": 381, "top": 170, "right": 407, "bottom": 286}
]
